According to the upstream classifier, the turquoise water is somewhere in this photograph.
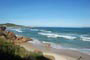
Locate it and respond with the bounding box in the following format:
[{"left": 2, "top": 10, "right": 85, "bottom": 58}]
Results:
[{"left": 8, "top": 27, "right": 90, "bottom": 53}]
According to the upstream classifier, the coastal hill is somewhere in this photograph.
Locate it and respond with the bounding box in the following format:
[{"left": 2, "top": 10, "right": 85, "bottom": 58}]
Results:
[{"left": 0, "top": 23, "right": 30, "bottom": 28}]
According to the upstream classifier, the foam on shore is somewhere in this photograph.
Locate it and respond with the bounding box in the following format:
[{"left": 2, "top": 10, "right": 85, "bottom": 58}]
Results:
[{"left": 28, "top": 38, "right": 90, "bottom": 55}]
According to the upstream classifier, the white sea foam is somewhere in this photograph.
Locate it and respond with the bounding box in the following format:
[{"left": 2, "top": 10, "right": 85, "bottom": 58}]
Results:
[
  {"left": 11, "top": 29, "right": 23, "bottom": 32},
  {"left": 38, "top": 32, "right": 76, "bottom": 40},
  {"left": 15, "top": 29, "right": 22, "bottom": 32},
  {"left": 59, "top": 35, "right": 76, "bottom": 40},
  {"left": 50, "top": 43, "right": 63, "bottom": 49},
  {"left": 43, "top": 41, "right": 63, "bottom": 49},
  {"left": 38, "top": 32, "right": 60, "bottom": 38},
  {"left": 43, "top": 41, "right": 90, "bottom": 54},
  {"left": 80, "top": 35, "right": 90, "bottom": 41},
  {"left": 30, "top": 28, "right": 52, "bottom": 34},
  {"left": 28, "top": 38, "right": 90, "bottom": 55},
  {"left": 28, "top": 38, "right": 62, "bottom": 49}
]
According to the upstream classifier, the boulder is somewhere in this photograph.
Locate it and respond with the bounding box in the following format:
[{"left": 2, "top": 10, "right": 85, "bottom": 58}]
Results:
[{"left": 0, "top": 26, "right": 6, "bottom": 31}]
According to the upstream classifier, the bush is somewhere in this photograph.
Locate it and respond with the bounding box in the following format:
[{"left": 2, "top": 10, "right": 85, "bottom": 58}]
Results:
[{"left": 0, "top": 38, "right": 50, "bottom": 60}]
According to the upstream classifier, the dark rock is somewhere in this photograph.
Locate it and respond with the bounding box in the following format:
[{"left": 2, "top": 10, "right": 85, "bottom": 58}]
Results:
[{"left": 0, "top": 26, "right": 6, "bottom": 31}]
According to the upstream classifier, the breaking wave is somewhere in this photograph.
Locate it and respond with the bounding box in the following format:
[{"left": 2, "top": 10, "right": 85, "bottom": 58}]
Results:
[
  {"left": 30, "top": 29, "right": 52, "bottom": 33},
  {"left": 80, "top": 35, "right": 90, "bottom": 41},
  {"left": 28, "top": 38, "right": 90, "bottom": 55},
  {"left": 28, "top": 38, "right": 42, "bottom": 45},
  {"left": 29, "top": 39, "right": 63, "bottom": 49},
  {"left": 30, "top": 29, "right": 39, "bottom": 31},
  {"left": 38, "top": 31, "right": 90, "bottom": 42},
  {"left": 40, "top": 30, "right": 52, "bottom": 33},
  {"left": 42, "top": 41, "right": 63, "bottom": 49},
  {"left": 11, "top": 29, "right": 23, "bottom": 32},
  {"left": 38, "top": 32, "right": 77, "bottom": 40}
]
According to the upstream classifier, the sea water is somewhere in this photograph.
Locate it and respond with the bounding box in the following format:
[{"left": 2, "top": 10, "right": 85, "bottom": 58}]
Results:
[{"left": 8, "top": 27, "right": 90, "bottom": 54}]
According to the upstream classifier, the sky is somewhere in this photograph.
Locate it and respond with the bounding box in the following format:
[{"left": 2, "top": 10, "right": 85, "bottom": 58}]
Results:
[{"left": 0, "top": 0, "right": 90, "bottom": 27}]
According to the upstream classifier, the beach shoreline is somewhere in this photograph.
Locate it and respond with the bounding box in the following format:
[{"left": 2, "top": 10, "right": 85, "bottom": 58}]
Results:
[{"left": 20, "top": 41, "right": 90, "bottom": 60}]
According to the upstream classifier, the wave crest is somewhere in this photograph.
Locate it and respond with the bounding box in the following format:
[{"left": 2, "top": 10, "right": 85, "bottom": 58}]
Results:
[
  {"left": 80, "top": 36, "right": 90, "bottom": 41},
  {"left": 30, "top": 29, "right": 39, "bottom": 31},
  {"left": 38, "top": 32, "right": 76, "bottom": 40},
  {"left": 11, "top": 29, "right": 23, "bottom": 32}
]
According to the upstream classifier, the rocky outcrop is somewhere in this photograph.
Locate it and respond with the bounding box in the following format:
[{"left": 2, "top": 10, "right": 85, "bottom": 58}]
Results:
[
  {"left": 14, "top": 36, "right": 32, "bottom": 45},
  {"left": 0, "top": 26, "right": 32, "bottom": 45},
  {"left": 0, "top": 26, "right": 8, "bottom": 39},
  {"left": 7, "top": 31, "right": 17, "bottom": 40},
  {"left": 0, "top": 26, "right": 6, "bottom": 31}
]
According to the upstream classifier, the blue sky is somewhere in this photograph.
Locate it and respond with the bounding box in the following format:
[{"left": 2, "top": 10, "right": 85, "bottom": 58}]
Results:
[{"left": 0, "top": 0, "right": 90, "bottom": 27}]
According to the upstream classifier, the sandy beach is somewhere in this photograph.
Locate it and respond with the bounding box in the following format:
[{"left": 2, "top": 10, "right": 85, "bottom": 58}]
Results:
[
  {"left": 20, "top": 42, "right": 90, "bottom": 60},
  {"left": 43, "top": 52, "right": 76, "bottom": 60}
]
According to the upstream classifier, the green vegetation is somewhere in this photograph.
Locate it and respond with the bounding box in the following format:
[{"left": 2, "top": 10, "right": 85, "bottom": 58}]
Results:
[
  {"left": 0, "top": 38, "right": 50, "bottom": 60},
  {"left": 0, "top": 26, "right": 51, "bottom": 60}
]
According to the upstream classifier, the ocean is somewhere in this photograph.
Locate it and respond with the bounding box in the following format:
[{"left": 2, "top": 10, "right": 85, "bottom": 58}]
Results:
[{"left": 7, "top": 27, "right": 90, "bottom": 54}]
